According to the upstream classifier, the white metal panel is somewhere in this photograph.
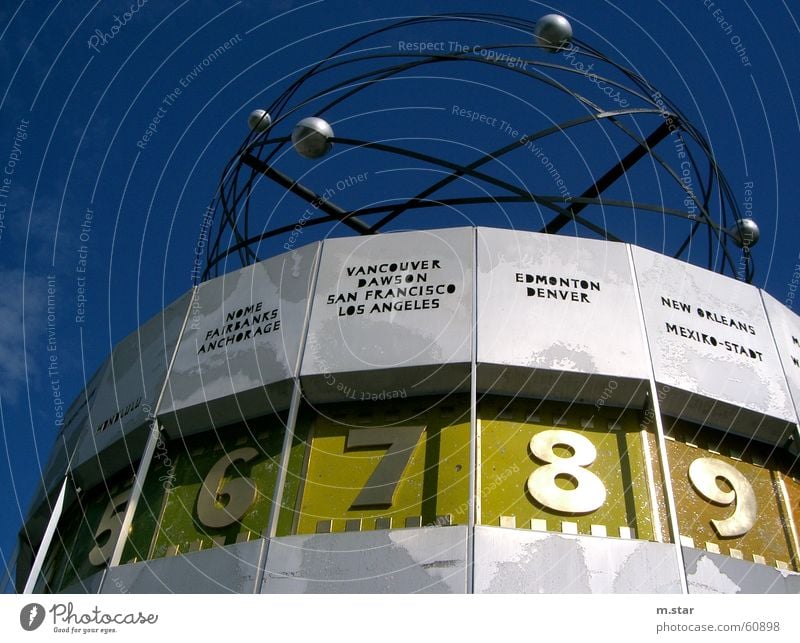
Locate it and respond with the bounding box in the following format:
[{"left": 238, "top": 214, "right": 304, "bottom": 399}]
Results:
[
  {"left": 262, "top": 527, "right": 468, "bottom": 593},
  {"left": 73, "top": 291, "right": 191, "bottom": 481},
  {"left": 38, "top": 358, "right": 109, "bottom": 496},
  {"left": 476, "top": 228, "right": 648, "bottom": 401},
  {"left": 159, "top": 244, "right": 318, "bottom": 435},
  {"left": 761, "top": 290, "right": 800, "bottom": 423},
  {"left": 300, "top": 228, "right": 473, "bottom": 400},
  {"left": 631, "top": 245, "right": 795, "bottom": 428},
  {"left": 473, "top": 527, "right": 682, "bottom": 593}
]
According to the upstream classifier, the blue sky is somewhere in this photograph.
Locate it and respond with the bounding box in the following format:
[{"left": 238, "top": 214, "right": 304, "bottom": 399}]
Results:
[{"left": 1, "top": 0, "right": 798, "bottom": 587}]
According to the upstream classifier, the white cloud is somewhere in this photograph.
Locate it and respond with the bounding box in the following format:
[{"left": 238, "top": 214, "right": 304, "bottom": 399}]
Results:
[{"left": 0, "top": 269, "right": 46, "bottom": 404}]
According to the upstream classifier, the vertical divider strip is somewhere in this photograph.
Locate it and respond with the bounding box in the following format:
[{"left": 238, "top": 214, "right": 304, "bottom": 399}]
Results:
[
  {"left": 758, "top": 290, "right": 800, "bottom": 445},
  {"left": 23, "top": 476, "right": 69, "bottom": 593},
  {"left": 627, "top": 245, "right": 689, "bottom": 594},
  {"left": 254, "top": 242, "right": 323, "bottom": 593},
  {"left": 775, "top": 474, "right": 800, "bottom": 569},
  {"left": 640, "top": 429, "right": 663, "bottom": 543},
  {"left": 107, "top": 288, "right": 196, "bottom": 573},
  {"left": 468, "top": 227, "right": 478, "bottom": 594}
]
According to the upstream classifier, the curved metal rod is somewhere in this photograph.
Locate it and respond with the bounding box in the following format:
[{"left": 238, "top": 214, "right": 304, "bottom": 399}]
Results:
[
  {"left": 240, "top": 152, "right": 372, "bottom": 233},
  {"left": 330, "top": 136, "right": 567, "bottom": 214},
  {"left": 253, "top": 32, "right": 689, "bottom": 192},
  {"left": 206, "top": 183, "right": 715, "bottom": 278},
  {"left": 605, "top": 119, "right": 741, "bottom": 277},
  {"left": 347, "top": 194, "right": 711, "bottom": 224},
  {"left": 578, "top": 36, "right": 746, "bottom": 233},
  {"left": 256, "top": 100, "right": 724, "bottom": 247},
  {"left": 237, "top": 30, "right": 712, "bottom": 219},
  {"left": 366, "top": 107, "right": 670, "bottom": 232},
  {"left": 205, "top": 146, "right": 265, "bottom": 279},
  {"left": 211, "top": 113, "right": 740, "bottom": 281},
  {"left": 265, "top": 12, "right": 549, "bottom": 119},
  {"left": 203, "top": 13, "right": 750, "bottom": 282},
  {"left": 575, "top": 106, "right": 740, "bottom": 277},
  {"left": 202, "top": 213, "right": 341, "bottom": 280},
  {"left": 222, "top": 109, "right": 682, "bottom": 257},
  {"left": 241, "top": 119, "right": 644, "bottom": 239},
  {"left": 265, "top": 48, "right": 657, "bottom": 132},
  {"left": 226, "top": 153, "right": 258, "bottom": 266}
]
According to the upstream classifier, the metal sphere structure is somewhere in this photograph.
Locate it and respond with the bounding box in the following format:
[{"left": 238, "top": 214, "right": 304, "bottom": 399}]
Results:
[
  {"left": 247, "top": 109, "right": 272, "bottom": 133},
  {"left": 729, "top": 218, "right": 760, "bottom": 248},
  {"left": 200, "top": 12, "right": 757, "bottom": 285},
  {"left": 533, "top": 13, "right": 573, "bottom": 49},
  {"left": 291, "top": 117, "right": 334, "bottom": 159}
]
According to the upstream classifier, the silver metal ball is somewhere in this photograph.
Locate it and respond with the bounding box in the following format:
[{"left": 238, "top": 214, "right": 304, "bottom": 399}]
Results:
[
  {"left": 292, "top": 117, "right": 334, "bottom": 159},
  {"left": 729, "top": 218, "right": 760, "bottom": 248},
  {"left": 533, "top": 14, "right": 573, "bottom": 50},
  {"left": 247, "top": 109, "right": 272, "bottom": 133}
]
